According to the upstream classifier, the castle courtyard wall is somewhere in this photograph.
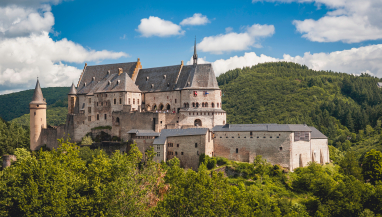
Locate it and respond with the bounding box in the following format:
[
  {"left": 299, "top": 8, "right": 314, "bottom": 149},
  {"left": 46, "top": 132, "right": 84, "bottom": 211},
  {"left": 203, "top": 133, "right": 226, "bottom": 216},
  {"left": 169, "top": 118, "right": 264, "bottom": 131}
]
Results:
[
  {"left": 310, "top": 138, "right": 329, "bottom": 164},
  {"left": 213, "top": 131, "right": 292, "bottom": 168}
]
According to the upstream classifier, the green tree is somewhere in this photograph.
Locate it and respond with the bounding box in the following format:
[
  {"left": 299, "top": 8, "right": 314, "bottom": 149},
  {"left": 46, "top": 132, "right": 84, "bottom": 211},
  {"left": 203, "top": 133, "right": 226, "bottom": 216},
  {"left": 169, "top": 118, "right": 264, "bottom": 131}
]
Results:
[
  {"left": 362, "top": 149, "right": 382, "bottom": 184},
  {"left": 81, "top": 135, "right": 93, "bottom": 146},
  {"left": 339, "top": 151, "right": 363, "bottom": 180}
]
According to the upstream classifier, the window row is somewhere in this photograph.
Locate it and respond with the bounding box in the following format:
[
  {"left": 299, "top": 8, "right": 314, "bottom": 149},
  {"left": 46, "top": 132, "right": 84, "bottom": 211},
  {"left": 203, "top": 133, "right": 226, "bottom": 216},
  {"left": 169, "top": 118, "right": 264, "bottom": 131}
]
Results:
[
  {"left": 184, "top": 102, "right": 221, "bottom": 108},
  {"left": 193, "top": 91, "right": 220, "bottom": 97},
  {"left": 168, "top": 151, "right": 184, "bottom": 156},
  {"left": 167, "top": 143, "right": 180, "bottom": 147},
  {"left": 189, "top": 112, "right": 224, "bottom": 115},
  {"left": 88, "top": 114, "right": 108, "bottom": 121},
  {"left": 218, "top": 136, "right": 281, "bottom": 139}
]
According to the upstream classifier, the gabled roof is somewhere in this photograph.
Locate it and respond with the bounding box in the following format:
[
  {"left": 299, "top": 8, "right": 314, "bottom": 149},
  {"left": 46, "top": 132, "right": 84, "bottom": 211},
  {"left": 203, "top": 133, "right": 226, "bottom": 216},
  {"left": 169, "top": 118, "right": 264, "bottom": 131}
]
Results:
[
  {"left": 77, "top": 62, "right": 138, "bottom": 95},
  {"left": 30, "top": 79, "right": 46, "bottom": 105},
  {"left": 93, "top": 72, "right": 141, "bottom": 93},
  {"left": 135, "top": 65, "right": 181, "bottom": 92},
  {"left": 153, "top": 128, "right": 208, "bottom": 144},
  {"left": 212, "top": 124, "right": 312, "bottom": 132},
  {"left": 175, "top": 64, "right": 219, "bottom": 90},
  {"left": 309, "top": 126, "right": 327, "bottom": 139}
]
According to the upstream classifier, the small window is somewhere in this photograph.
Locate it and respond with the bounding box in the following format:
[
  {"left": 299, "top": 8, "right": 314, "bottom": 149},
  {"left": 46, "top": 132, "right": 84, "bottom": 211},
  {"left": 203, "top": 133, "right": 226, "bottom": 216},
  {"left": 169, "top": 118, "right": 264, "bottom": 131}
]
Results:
[
  {"left": 175, "top": 99, "right": 177, "bottom": 103},
  {"left": 97, "top": 102, "right": 99, "bottom": 106},
  {"left": 114, "top": 99, "right": 116, "bottom": 104},
  {"left": 137, "top": 99, "right": 139, "bottom": 104},
  {"left": 195, "top": 143, "right": 198, "bottom": 148},
  {"left": 34, "top": 112, "right": 36, "bottom": 116},
  {"left": 277, "top": 136, "right": 279, "bottom": 138},
  {"left": 236, "top": 148, "right": 238, "bottom": 153},
  {"left": 133, "top": 99, "right": 135, "bottom": 104},
  {"left": 104, "top": 114, "right": 107, "bottom": 120},
  {"left": 97, "top": 114, "right": 99, "bottom": 120},
  {"left": 217, "top": 103, "right": 219, "bottom": 107},
  {"left": 250, "top": 132, "right": 253, "bottom": 136},
  {"left": 175, "top": 152, "right": 178, "bottom": 155},
  {"left": 88, "top": 107, "right": 91, "bottom": 113},
  {"left": 160, "top": 121, "right": 162, "bottom": 124},
  {"left": 257, "top": 136, "right": 259, "bottom": 138},
  {"left": 177, "top": 144, "right": 179, "bottom": 147},
  {"left": 101, "top": 102, "right": 103, "bottom": 106},
  {"left": 196, "top": 102, "right": 199, "bottom": 108},
  {"left": 88, "top": 98, "right": 91, "bottom": 103},
  {"left": 128, "top": 98, "right": 131, "bottom": 104},
  {"left": 197, "top": 151, "right": 199, "bottom": 155},
  {"left": 212, "top": 103, "right": 215, "bottom": 108},
  {"left": 119, "top": 98, "right": 122, "bottom": 104},
  {"left": 181, "top": 152, "right": 184, "bottom": 155},
  {"left": 157, "top": 145, "right": 160, "bottom": 150},
  {"left": 263, "top": 136, "right": 266, "bottom": 138},
  {"left": 88, "top": 116, "right": 91, "bottom": 121},
  {"left": 116, "top": 117, "right": 120, "bottom": 123},
  {"left": 193, "top": 91, "right": 197, "bottom": 97},
  {"left": 279, "top": 147, "right": 283, "bottom": 151},
  {"left": 270, "top": 136, "right": 272, "bottom": 138},
  {"left": 192, "top": 102, "right": 195, "bottom": 107},
  {"left": 157, "top": 152, "right": 160, "bottom": 157}
]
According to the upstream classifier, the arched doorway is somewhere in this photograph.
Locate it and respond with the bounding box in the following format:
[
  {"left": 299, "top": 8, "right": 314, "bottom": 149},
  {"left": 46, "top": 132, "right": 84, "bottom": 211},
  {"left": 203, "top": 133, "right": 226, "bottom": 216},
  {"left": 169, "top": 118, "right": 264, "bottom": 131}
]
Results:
[
  {"left": 159, "top": 104, "right": 164, "bottom": 110},
  {"left": 194, "top": 119, "right": 202, "bottom": 127},
  {"left": 146, "top": 104, "right": 151, "bottom": 111},
  {"left": 166, "top": 104, "right": 170, "bottom": 110}
]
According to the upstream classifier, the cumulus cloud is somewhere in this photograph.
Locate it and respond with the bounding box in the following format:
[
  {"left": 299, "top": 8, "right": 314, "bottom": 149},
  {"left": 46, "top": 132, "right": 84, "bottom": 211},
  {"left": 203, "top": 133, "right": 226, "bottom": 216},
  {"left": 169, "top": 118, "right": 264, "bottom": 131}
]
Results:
[
  {"left": 136, "top": 16, "right": 185, "bottom": 37},
  {"left": 180, "top": 13, "right": 210, "bottom": 26},
  {"left": 187, "top": 44, "right": 382, "bottom": 77},
  {"left": 197, "top": 24, "right": 275, "bottom": 54},
  {"left": 0, "top": 32, "right": 127, "bottom": 92},
  {"left": 0, "top": 6, "right": 54, "bottom": 38},
  {"left": 253, "top": 0, "right": 382, "bottom": 43},
  {"left": 0, "top": 2, "right": 129, "bottom": 94}
]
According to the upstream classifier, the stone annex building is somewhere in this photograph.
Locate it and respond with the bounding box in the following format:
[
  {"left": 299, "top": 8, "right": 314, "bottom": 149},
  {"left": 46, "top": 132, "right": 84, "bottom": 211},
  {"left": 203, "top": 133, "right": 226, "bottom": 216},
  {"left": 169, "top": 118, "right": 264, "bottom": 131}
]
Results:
[{"left": 29, "top": 43, "right": 329, "bottom": 171}]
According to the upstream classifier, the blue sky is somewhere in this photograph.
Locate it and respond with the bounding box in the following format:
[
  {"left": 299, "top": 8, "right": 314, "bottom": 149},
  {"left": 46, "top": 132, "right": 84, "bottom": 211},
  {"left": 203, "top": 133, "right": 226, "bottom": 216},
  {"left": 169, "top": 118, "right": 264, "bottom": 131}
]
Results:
[{"left": 0, "top": 0, "right": 382, "bottom": 94}]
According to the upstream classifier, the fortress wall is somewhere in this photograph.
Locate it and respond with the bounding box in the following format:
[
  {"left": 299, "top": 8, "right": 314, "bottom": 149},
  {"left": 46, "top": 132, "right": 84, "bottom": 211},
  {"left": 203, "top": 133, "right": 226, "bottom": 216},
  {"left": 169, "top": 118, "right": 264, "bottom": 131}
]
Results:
[
  {"left": 179, "top": 111, "right": 215, "bottom": 128},
  {"left": 213, "top": 112, "right": 226, "bottom": 126},
  {"left": 213, "top": 131, "right": 292, "bottom": 168},
  {"left": 166, "top": 134, "right": 206, "bottom": 170},
  {"left": 311, "top": 138, "right": 329, "bottom": 164},
  {"left": 291, "top": 132, "right": 312, "bottom": 170},
  {"left": 41, "top": 128, "right": 58, "bottom": 150},
  {"left": 144, "top": 91, "right": 181, "bottom": 112}
]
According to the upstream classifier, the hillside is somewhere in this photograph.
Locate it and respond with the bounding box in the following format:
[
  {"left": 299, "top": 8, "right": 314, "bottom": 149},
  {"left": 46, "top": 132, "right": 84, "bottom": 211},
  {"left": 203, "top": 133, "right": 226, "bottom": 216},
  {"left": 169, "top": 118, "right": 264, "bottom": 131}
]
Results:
[
  {"left": 0, "top": 87, "right": 69, "bottom": 121},
  {"left": 11, "top": 107, "right": 68, "bottom": 127}
]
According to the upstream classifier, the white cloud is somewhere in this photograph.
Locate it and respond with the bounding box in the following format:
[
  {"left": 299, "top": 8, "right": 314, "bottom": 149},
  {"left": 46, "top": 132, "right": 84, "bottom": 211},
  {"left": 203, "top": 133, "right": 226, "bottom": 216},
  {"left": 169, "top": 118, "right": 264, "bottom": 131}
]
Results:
[
  {"left": 0, "top": 32, "right": 128, "bottom": 91},
  {"left": 197, "top": 24, "right": 275, "bottom": 54},
  {"left": 0, "top": 6, "right": 54, "bottom": 38},
  {"left": 225, "top": 27, "right": 233, "bottom": 33},
  {"left": 187, "top": 44, "right": 382, "bottom": 77},
  {"left": 136, "top": 16, "right": 185, "bottom": 37},
  {"left": 180, "top": 13, "right": 210, "bottom": 26},
  {"left": 253, "top": 0, "right": 382, "bottom": 43},
  {"left": 0, "top": 2, "right": 129, "bottom": 94}
]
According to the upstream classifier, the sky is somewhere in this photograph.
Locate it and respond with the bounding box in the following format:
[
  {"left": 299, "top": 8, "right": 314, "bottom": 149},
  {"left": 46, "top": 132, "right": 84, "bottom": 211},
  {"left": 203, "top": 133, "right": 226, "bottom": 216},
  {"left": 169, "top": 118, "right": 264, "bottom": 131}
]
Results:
[{"left": 1, "top": 0, "right": 382, "bottom": 94}]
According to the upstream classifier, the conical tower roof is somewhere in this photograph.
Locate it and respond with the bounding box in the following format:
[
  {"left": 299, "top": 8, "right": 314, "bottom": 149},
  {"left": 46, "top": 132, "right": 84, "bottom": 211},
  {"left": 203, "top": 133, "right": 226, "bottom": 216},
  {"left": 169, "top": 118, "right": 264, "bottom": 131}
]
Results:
[
  {"left": 68, "top": 83, "right": 77, "bottom": 95},
  {"left": 30, "top": 79, "right": 46, "bottom": 105}
]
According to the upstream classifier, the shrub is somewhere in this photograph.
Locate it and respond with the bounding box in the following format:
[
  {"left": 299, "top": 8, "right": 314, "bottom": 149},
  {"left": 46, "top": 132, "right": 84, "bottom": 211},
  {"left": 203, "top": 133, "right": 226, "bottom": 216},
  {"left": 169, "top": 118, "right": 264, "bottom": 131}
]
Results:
[
  {"left": 207, "top": 157, "right": 217, "bottom": 170},
  {"left": 81, "top": 135, "right": 93, "bottom": 146}
]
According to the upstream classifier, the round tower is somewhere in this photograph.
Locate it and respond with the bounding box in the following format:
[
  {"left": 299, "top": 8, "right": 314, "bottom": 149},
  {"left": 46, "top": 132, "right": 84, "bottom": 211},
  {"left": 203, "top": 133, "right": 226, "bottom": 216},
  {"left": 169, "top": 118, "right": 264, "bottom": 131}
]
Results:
[
  {"left": 68, "top": 83, "right": 77, "bottom": 114},
  {"left": 30, "top": 79, "right": 47, "bottom": 151}
]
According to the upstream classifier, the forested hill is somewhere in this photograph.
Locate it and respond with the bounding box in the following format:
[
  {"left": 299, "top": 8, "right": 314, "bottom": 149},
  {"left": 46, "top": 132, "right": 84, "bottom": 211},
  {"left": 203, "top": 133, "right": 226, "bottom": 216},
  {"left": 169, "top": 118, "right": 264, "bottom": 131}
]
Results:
[
  {"left": 0, "top": 87, "right": 69, "bottom": 121},
  {"left": 218, "top": 62, "right": 382, "bottom": 146}
]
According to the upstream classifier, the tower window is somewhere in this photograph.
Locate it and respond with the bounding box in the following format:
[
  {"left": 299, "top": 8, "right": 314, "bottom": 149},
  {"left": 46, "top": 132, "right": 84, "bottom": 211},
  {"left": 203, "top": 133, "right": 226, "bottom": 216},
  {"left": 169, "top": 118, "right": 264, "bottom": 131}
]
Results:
[
  {"left": 138, "top": 99, "right": 139, "bottom": 104},
  {"left": 34, "top": 112, "right": 36, "bottom": 116},
  {"left": 88, "top": 116, "right": 91, "bottom": 121},
  {"left": 175, "top": 99, "right": 177, "bottom": 103},
  {"left": 212, "top": 103, "right": 215, "bottom": 108},
  {"left": 114, "top": 99, "right": 116, "bottom": 104},
  {"left": 88, "top": 107, "right": 91, "bottom": 113},
  {"left": 133, "top": 99, "right": 135, "bottom": 104},
  {"left": 177, "top": 144, "right": 179, "bottom": 147},
  {"left": 120, "top": 98, "right": 122, "bottom": 104},
  {"left": 128, "top": 98, "right": 130, "bottom": 104},
  {"left": 195, "top": 143, "right": 198, "bottom": 148},
  {"left": 279, "top": 147, "right": 283, "bottom": 151},
  {"left": 181, "top": 152, "right": 183, "bottom": 155},
  {"left": 236, "top": 148, "right": 238, "bottom": 153},
  {"left": 97, "top": 114, "right": 99, "bottom": 120},
  {"left": 88, "top": 98, "right": 91, "bottom": 103},
  {"left": 104, "top": 114, "right": 107, "bottom": 120},
  {"left": 193, "top": 91, "right": 197, "bottom": 97}
]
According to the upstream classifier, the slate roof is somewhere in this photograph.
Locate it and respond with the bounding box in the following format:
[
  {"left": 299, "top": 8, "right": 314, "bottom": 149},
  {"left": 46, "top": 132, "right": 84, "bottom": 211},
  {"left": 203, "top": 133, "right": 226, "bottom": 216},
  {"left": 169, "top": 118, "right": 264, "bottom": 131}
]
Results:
[
  {"left": 212, "top": 124, "right": 312, "bottom": 132},
  {"left": 77, "top": 62, "right": 138, "bottom": 95},
  {"left": 68, "top": 83, "right": 77, "bottom": 95},
  {"left": 153, "top": 128, "right": 208, "bottom": 144},
  {"left": 76, "top": 61, "right": 220, "bottom": 94},
  {"left": 135, "top": 65, "right": 181, "bottom": 92},
  {"left": 127, "top": 129, "right": 160, "bottom": 137},
  {"left": 30, "top": 79, "right": 46, "bottom": 105},
  {"left": 309, "top": 126, "right": 327, "bottom": 139}
]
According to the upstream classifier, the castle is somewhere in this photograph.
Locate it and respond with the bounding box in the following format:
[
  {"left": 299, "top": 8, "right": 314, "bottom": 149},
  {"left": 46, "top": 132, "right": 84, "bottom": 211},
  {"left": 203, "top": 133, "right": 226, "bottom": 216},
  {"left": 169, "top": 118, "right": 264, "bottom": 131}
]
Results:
[{"left": 29, "top": 42, "right": 329, "bottom": 170}]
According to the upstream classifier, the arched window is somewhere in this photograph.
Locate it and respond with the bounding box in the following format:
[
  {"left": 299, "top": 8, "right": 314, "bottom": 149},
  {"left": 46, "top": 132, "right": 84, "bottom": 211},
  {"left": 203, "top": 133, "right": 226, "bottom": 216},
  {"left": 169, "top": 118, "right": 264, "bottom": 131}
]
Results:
[
  {"left": 153, "top": 104, "right": 157, "bottom": 110},
  {"left": 116, "top": 117, "right": 120, "bottom": 124},
  {"left": 202, "top": 102, "right": 205, "bottom": 107},
  {"left": 192, "top": 102, "right": 195, "bottom": 107},
  {"left": 205, "top": 102, "right": 208, "bottom": 107},
  {"left": 184, "top": 103, "right": 187, "bottom": 107},
  {"left": 196, "top": 102, "right": 199, "bottom": 108},
  {"left": 166, "top": 104, "right": 170, "bottom": 110},
  {"left": 217, "top": 103, "right": 219, "bottom": 108},
  {"left": 212, "top": 103, "right": 215, "bottom": 108},
  {"left": 160, "top": 104, "right": 164, "bottom": 110},
  {"left": 194, "top": 119, "right": 202, "bottom": 127}
]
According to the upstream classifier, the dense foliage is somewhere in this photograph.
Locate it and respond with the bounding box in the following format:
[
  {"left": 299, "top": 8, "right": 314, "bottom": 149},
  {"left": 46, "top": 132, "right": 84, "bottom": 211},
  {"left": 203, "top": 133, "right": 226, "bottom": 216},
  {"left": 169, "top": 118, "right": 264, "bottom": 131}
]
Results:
[
  {"left": 0, "top": 118, "right": 29, "bottom": 159},
  {"left": 11, "top": 107, "right": 68, "bottom": 127},
  {"left": 0, "top": 140, "right": 167, "bottom": 216},
  {"left": 0, "top": 87, "right": 69, "bottom": 121}
]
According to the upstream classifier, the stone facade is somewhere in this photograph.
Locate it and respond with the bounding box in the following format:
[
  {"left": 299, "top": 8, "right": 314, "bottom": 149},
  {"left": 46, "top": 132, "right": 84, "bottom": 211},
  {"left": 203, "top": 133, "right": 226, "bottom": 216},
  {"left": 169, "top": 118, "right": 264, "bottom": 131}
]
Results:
[{"left": 29, "top": 45, "right": 328, "bottom": 171}]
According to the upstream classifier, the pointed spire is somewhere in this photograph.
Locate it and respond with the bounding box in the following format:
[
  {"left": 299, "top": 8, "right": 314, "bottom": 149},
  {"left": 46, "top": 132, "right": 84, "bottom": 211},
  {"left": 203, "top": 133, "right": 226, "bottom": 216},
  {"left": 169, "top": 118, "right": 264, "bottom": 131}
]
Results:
[
  {"left": 68, "top": 82, "right": 77, "bottom": 95},
  {"left": 30, "top": 78, "right": 46, "bottom": 104},
  {"left": 193, "top": 36, "right": 198, "bottom": 65}
]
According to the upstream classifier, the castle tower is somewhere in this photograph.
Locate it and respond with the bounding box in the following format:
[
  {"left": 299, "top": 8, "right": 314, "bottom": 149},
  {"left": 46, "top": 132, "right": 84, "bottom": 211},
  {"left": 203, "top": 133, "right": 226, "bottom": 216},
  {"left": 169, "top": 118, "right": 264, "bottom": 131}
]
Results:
[
  {"left": 29, "top": 78, "right": 47, "bottom": 151},
  {"left": 68, "top": 83, "right": 77, "bottom": 114},
  {"left": 193, "top": 37, "right": 198, "bottom": 65}
]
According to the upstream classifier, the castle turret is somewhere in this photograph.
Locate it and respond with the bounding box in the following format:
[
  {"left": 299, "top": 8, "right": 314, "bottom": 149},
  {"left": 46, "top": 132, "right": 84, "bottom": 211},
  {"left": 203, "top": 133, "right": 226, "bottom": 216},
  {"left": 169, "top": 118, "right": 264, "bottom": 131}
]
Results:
[
  {"left": 193, "top": 37, "right": 198, "bottom": 65},
  {"left": 29, "top": 78, "right": 47, "bottom": 151},
  {"left": 68, "top": 83, "right": 77, "bottom": 114}
]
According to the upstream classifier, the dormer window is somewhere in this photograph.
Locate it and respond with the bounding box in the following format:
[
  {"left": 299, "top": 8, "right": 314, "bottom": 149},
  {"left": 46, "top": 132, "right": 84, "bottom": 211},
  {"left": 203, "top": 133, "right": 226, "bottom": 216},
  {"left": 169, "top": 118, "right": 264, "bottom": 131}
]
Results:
[
  {"left": 92, "top": 77, "right": 95, "bottom": 81},
  {"left": 187, "top": 82, "right": 190, "bottom": 86},
  {"left": 108, "top": 81, "right": 111, "bottom": 85},
  {"left": 151, "top": 84, "right": 154, "bottom": 88},
  {"left": 107, "top": 70, "right": 110, "bottom": 75},
  {"left": 167, "top": 83, "right": 170, "bottom": 87},
  {"left": 146, "top": 77, "right": 149, "bottom": 81},
  {"left": 117, "top": 80, "right": 120, "bottom": 85},
  {"left": 84, "top": 82, "right": 86, "bottom": 86},
  {"left": 163, "top": 75, "right": 166, "bottom": 79}
]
